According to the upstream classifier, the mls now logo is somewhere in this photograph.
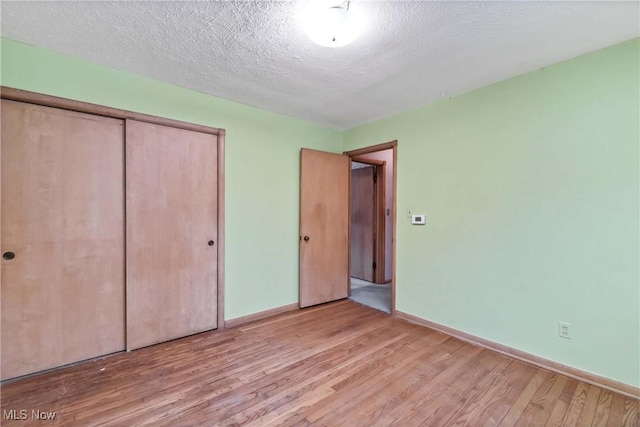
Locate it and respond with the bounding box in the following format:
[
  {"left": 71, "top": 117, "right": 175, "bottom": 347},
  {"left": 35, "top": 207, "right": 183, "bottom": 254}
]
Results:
[{"left": 3, "top": 409, "right": 57, "bottom": 420}]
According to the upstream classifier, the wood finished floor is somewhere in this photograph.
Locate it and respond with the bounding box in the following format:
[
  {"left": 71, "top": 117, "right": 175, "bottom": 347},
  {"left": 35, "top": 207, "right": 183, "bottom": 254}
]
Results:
[{"left": 1, "top": 300, "right": 638, "bottom": 426}]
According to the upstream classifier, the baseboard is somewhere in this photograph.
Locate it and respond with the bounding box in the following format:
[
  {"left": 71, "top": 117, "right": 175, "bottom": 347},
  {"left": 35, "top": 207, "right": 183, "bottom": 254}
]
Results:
[
  {"left": 224, "top": 303, "right": 299, "bottom": 329},
  {"left": 395, "top": 310, "right": 639, "bottom": 400}
]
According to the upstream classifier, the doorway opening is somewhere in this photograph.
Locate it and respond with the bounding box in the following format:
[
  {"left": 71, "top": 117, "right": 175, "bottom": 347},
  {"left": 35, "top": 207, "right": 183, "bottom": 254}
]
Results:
[{"left": 345, "top": 141, "right": 397, "bottom": 314}]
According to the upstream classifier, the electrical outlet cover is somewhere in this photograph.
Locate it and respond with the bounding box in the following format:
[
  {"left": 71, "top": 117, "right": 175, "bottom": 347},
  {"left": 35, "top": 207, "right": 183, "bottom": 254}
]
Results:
[{"left": 558, "top": 321, "right": 571, "bottom": 339}]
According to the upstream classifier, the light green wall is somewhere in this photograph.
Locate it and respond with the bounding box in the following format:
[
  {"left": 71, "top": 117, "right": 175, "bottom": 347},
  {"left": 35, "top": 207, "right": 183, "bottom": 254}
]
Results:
[
  {"left": 344, "top": 39, "right": 640, "bottom": 387},
  {"left": 0, "top": 38, "right": 343, "bottom": 320}
]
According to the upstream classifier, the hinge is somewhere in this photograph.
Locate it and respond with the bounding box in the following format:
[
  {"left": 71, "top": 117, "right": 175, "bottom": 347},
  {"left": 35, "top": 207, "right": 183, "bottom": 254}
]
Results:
[
  {"left": 373, "top": 262, "right": 377, "bottom": 269},
  {"left": 373, "top": 173, "right": 377, "bottom": 183}
]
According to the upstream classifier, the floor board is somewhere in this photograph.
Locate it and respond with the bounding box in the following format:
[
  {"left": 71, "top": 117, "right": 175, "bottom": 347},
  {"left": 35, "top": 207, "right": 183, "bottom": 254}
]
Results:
[{"left": 1, "top": 300, "right": 638, "bottom": 426}]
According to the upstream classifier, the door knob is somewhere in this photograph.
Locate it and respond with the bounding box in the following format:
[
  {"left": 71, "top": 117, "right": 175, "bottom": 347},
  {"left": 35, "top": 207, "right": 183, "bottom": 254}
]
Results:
[
  {"left": 208, "top": 240, "right": 215, "bottom": 246},
  {"left": 2, "top": 252, "right": 15, "bottom": 260},
  {"left": 303, "top": 236, "right": 310, "bottom": 242}
]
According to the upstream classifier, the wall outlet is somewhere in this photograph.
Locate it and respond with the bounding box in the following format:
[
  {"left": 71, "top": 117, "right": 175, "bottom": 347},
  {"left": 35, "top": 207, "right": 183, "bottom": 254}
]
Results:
[{"left": 558, "top": 322, "right": 571, "bottom": 339}]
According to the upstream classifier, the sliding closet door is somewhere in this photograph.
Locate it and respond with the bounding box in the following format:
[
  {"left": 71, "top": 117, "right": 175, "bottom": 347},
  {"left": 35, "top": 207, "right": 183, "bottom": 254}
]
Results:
[
  {"left": 126, "top": 120, "right": 218, "bottom": 350},
  {"left": 1, "top": 100, "right": 125, "bottom": 380}
]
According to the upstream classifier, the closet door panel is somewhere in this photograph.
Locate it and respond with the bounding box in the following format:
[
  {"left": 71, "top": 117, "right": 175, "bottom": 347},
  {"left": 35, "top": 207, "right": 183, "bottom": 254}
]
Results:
[
  {"left": 126, "top": 120, "right": 218, "bottom": 350},
  {"left": 1, "top": 100, "right": 125, "bottom": 380}
]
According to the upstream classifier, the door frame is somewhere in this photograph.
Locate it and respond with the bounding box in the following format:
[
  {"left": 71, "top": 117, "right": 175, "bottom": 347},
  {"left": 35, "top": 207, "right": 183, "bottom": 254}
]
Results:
[
  {"left": 350, "top": 157, "right": 386, "bottom": 284},
  {"left": 0, "top": 86, "right": 226, "bottom": 330},
  {"left": 344, "top": 140, "right": 397, "bottom": 314}
]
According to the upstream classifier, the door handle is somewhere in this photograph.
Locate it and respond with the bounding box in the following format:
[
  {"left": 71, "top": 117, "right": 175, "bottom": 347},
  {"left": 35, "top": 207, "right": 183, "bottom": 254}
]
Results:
[
  {"left": 3, "top": 252, "right": 15, "bottom": 260},
  {"left": 208, "top": 240, "right": 215, "bottom": 246},
  {"left": 303, "top": 236, "right": 310, "bottom": 242}
]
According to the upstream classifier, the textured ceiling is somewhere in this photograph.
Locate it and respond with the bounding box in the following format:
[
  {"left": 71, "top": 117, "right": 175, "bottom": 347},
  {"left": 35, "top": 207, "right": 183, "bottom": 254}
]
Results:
[{"left": 2, "top": 1, "right": 638, "bottom": 129}]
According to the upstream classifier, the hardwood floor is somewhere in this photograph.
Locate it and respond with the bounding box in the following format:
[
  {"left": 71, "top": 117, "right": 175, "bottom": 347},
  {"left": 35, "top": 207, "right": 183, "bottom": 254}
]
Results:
[{"left": 1, "top": 300, "right": 638, "bottom": 426}]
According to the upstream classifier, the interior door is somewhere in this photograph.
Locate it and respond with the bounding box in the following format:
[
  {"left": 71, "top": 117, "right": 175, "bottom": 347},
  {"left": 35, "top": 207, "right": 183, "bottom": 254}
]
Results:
[
  {"left": 350, "top": 165, "right": 376, "bottom": 281},
  {"left": 299, "top": 148, "right": 349, "bottom": 308},
  {"left": 1, "top": 100, "right": 125, "bottom": 380},
  {"left": 126, "top": 119, "right": 218, "bottom": 350}
]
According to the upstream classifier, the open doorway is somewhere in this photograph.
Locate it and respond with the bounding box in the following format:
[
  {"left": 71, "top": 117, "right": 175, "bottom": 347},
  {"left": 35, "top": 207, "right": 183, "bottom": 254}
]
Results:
[{"left": 345, "top": 141, "right": 397, "bottom": 314}]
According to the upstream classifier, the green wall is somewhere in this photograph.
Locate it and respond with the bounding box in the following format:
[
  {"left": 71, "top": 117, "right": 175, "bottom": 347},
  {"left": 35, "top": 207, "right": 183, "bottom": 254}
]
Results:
[
  {"left": 0, "top": 38, "right": 343, "bottom": 320},
  {"left": 344, "top": 39, "right": 640, "bottom": 387}
]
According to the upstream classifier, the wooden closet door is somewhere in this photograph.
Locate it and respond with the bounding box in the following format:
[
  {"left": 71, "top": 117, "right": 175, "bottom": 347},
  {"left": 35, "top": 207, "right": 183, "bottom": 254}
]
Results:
[
  {"left": 1, "top": 100, "right": 125, "bottom": 380},
  {"left": 126, "top": 120, "right": 218, "bottom": 350}
]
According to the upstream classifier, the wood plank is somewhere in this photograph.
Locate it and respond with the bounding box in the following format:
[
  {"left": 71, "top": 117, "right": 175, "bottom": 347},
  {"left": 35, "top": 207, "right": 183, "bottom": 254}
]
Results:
[
  {"left": 1, "top": 99, "right": 125, "bottom": 380},
  {"left": 474, "top": 362, "right": 540, "bottom": 427},
  {"left": 441, "top": 359, "right": 538, "bottom": 426},
  {"left": 219, "top": 332, "right": 438, "bottom": 427},
  {"left": 87, "top": 309, "right": 394, "bottom": 425},
  {"left": 605, "top": 392, "right": 626, "bottom": 427},
  {"left": 622, "top": 397, "right": 639, "bottom": 427},
  {"left": 576, "top": 385, "right": 604, "bottom": 426},
  {"left": 364, "top": 344, "right": 485, "bottom": 426},
  {"left": 497, "top": 369, "right": 549, "bottom": 425},
  {"left": 543, "top": 378, "right": 579, "bottom": 426},
  {"left": 591, "top": 390, "right": 614, "bottom": 427},
  {"left": 0, "top": 301, "right": 637, "bottom": 427},
  {"left": 72, "top": 304, "right": 377, "bottom": 424},
  {"left": 311, "top": 337, "right": 472, "bottom": 426},
  {"left": 560, "top": 382, "right": 590, "bottom": 426},
  {"left": 407, "top": 350, "right": 511, "bottom": 426},
  {"left": 516, "top": 373, "right": 568, "bottom": 425},
  {"left": 125, "top": 119, "right": 218, "bottom": 350}
]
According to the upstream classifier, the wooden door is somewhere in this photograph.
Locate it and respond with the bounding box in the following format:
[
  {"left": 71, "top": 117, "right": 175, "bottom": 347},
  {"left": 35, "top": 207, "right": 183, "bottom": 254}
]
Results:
[
  {"left": 1, "top": 100, "right": 125, "bottom": 380},
  {"left": 126, "top": 120, "right": 218, "bottom": 350},
  {"left": 350, "top": 165, "right": 376, "bottom": 281},
  {"left": 299, "top": 148, "right": 349, "bottom": 308}
]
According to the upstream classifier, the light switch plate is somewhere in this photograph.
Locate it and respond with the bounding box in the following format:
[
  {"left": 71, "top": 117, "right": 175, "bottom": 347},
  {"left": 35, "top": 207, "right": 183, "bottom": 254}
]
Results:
[{"left": 411, "top": 214, "right": 426, "bottom": 225}]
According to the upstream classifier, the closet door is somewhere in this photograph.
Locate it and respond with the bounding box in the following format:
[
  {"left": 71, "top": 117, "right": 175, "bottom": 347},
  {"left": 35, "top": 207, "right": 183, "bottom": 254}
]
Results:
[
  {"left": 1, "top": 100, "right": 125, "bottom": 380},
  {"left": 126, "top": 120, "right": 218, "bottom": 350}
]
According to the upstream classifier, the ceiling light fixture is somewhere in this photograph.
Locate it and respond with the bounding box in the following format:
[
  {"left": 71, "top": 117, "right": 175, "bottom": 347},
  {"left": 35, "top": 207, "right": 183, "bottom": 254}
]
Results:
[{"left": 303, "top": 1, "right": 363, "bottom": 48}]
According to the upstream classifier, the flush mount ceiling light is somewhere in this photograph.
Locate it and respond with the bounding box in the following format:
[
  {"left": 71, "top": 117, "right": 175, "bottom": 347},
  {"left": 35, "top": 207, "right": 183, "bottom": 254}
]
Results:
[{"left": 302, "top": 0, "right": 364, "bottom": 48}]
